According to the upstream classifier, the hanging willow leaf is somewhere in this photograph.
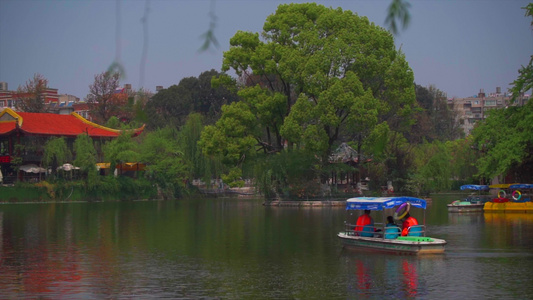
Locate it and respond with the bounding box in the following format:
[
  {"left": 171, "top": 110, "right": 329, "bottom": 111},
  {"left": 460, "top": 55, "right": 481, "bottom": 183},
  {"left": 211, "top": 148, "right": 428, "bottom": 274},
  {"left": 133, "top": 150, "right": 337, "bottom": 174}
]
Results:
[
  {"left": 107, "top": 61, "right": 126, "bottom": 79},
  {"left": 199, "top": 0, "right": 219, "bottom": 52},
  {"left": 385, "top": 0, "right": 411, "bottom": 35}
]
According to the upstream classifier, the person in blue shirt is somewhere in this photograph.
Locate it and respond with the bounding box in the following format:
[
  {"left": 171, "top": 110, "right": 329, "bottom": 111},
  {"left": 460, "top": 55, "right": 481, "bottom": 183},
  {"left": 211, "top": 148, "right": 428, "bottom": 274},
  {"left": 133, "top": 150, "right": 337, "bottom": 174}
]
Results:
[{"left": 385, "top": 216, "right": 400, "bottom": 239}]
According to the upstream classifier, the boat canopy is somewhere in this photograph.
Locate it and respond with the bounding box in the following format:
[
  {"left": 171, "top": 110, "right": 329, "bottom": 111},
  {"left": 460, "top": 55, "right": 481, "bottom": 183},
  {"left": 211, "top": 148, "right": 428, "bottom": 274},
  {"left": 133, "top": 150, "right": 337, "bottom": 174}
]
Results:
[
  {"left": 489, "top": 183, "right": 519, "bottom": 189},
  {"left": 346, "top": 197, "right": 426, "bottom": 211},
  {"left": 460, "top": 185, "right": 489, "bottom": 191},
  {"left": 509, "top": 184, "right": 533, "bottom": 189}
]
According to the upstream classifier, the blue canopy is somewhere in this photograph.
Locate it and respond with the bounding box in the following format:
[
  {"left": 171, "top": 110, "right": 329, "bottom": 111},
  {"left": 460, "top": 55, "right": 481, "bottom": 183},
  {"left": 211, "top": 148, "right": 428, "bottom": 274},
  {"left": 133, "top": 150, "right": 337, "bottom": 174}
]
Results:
[
  {"left": 460, "top": 185, "right": 489, "bottom": 191},
  {"left": 509, "top": 184, "right": 533, "bottom": 189},
  {"left": 346, "top": 197, "right": 427, "bottom": 211}
]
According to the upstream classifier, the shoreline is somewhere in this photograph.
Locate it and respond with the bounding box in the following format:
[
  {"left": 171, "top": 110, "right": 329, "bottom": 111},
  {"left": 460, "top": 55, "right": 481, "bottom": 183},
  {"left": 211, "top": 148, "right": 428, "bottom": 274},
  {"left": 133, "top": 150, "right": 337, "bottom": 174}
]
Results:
[{"left": 263, "top": 200, "right": 346, "bottom": 207}]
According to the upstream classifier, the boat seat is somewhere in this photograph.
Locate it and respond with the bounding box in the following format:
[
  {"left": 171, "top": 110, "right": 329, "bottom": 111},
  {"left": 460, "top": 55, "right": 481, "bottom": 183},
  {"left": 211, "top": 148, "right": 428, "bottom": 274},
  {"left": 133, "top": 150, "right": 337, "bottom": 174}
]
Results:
[
  {"left": 384, "top": 226, "right": 400, "bottom": 239},
  {"left": 356, "top": 225, "right": 375, "bottom": 237},
  {"left": 408, "top": 225, "right": 423, "bottom": 237}
]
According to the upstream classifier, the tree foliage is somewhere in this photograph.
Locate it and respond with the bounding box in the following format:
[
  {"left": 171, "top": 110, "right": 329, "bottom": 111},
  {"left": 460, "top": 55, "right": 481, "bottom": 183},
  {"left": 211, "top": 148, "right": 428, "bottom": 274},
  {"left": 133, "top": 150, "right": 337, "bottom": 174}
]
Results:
[
  {"left": 408, "top": 84, "right": 463, "bottom": 143},
  {"left": 253, "top": 150, "right": 320, "bottom": 199},
  {"left": 178, "top": 113, "right": 219, "bottom": 183},
  {"left": 199, "top": 102, "right": 257, "bottom": 166},
  {"left": 447, "top": 138, "right": 478, "bottom": 185},
  {"left": 139, "top": 127, "right": 190, "bottom": 198},
  {"left": 410, "top": 141, "right": 452, "bottom": 194},
  {"left": 472, "top": 5, "right": 533, "bottom": 183},
  {"left": 385, "top": 0, "right": 411, "bottom": 35},
  {"left": 103, "top": 131, "right": 139, "bottom": 171},
  {"left": 145, "top": 70, "right": 238, "bottom": 130},
  {"left": 74, "top": 134, "right": 98, "bottom": 189},
  {"left": 471, "top": 101, "right": 533, "bottom": 182},
  {"left": 42, "top": 137, "right": 71, "bottom": 180},
  {"left": 510, "top": 4, "right": 533, "bottom": 103},
  {"left": 204, "top": 3, "right": 416, "bottom": 187},
  {"left": 15, "top": 73, "right": 49, "bottom": 113}
]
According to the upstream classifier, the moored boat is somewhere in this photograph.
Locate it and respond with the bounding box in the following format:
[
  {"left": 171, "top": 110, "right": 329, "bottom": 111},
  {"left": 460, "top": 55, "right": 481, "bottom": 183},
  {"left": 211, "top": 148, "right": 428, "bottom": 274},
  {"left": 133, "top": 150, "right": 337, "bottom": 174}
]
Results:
[
  {"left": 447, "top": 185, "right": 490, "bottom": 213},
  {"left": 484, "top": 184, "right": 533, "bottom": 212},
  {"left": 338, "top": 197, "right": 446, "bottom": 255}
]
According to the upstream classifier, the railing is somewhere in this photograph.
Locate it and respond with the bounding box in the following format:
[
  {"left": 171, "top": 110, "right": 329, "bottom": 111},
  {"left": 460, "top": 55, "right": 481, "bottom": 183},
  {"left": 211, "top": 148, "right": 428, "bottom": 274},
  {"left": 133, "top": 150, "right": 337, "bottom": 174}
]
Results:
[
  {"left": 407, "top": 225, "right": 425, "bottom": 237},
  {"left": 344, "top": 223, "right": 383, "bottom": 237},
  {"left": 344, "top": 223, "right": 426, "bottom": 239}
]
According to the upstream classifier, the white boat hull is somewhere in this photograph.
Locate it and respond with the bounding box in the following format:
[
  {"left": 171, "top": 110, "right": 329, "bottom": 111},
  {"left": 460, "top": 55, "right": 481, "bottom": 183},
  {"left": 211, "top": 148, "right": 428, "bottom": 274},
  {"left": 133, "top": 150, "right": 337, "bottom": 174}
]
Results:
[
  {"left": 338, "top": 232, "right": 447, "bottom": 255},
  {"left": 447, "top": 203, "right": 485, "bottom": 213}
]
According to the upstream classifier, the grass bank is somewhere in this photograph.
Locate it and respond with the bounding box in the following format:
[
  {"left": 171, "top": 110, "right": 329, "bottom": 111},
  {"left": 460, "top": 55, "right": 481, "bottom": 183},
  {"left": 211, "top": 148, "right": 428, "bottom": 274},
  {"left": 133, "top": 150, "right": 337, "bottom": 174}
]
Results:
[{"left": 0, "top": 177, "right": 160, "bottom": 203}]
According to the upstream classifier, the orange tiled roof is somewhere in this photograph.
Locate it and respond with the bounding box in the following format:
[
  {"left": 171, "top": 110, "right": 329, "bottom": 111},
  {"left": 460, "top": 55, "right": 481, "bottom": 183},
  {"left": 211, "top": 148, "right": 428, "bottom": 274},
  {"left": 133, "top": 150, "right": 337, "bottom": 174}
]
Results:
[
  {"left": 0, "top": 121, "right": 16, "bottom": 135},
  {"left": 0, "top": 108, "right": 144, "bottom": 138}
]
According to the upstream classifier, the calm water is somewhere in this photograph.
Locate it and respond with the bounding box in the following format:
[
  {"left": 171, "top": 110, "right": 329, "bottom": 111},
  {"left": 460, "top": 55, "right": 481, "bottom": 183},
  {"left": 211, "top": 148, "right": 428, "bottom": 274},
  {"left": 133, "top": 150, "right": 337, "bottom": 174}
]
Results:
[{"left": 1, "top": 194, "right": 533, "bottom": 299}]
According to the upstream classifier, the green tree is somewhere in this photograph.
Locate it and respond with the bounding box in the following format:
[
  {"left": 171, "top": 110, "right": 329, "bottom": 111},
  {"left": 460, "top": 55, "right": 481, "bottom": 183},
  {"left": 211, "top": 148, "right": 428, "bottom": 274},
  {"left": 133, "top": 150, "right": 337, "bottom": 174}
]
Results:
[
  {"left": 105, "top": 116, "right": 121, "bottom": 129},
  {"left": 103, "top": 131, "right": 139, "bottom": 172},
  {"left": 14, "top": 73, "right": 49, "bottom": 113},
  {"left": 510, "top": 3, "right": 533, "bottom": 103},
  {"left": 205, "top": 3, "right": 416, "bottom": 187},
  {"left": 42, "top": 137, "right": 72, "bottom": 180},
  {"left": 374, "top": 127, "right": 415, "bottom": 193},
  {"left": 139, "top": 127, "right": 190, "bottom": 198},
  {"left": 199, "top": 102, "right": 257, "bottom": 167},
  {"left": 131, "top": 87, "right": 152, "bottom": 125},
  {"left": 409, "top": 84, "right": 463, "bottom": 143},
  {"left": 73, "top": 134, "right": 98, "bottom": 189},
  {"left": 471, "top": 101, "right": 533, "bottom": 182},
  {"left": 253, "top": 149, "right": 321, "bottom": 199},
  {"left": 447, "top": 138, "right": 478, "bottom": 186},
  {"left": 471, "top": 4, "right": 533, "bottom": 183},
  {"left": 145, "top": 70, "right": 238, "bottom": 130},
  {"left": 193, "top": 70, "right": 240, "bottom": 123},
  {"left": 178, "top": 113, "right": 222, "bottom": 185},
  {"left": 145, "top": 82, "right": 192, "bottom": 130},
  {"left": 200, "top": 0, "right": 411, "bottom": 51},
  {"left": 410, "top": 140, "right": 452, "bottom": 194}
]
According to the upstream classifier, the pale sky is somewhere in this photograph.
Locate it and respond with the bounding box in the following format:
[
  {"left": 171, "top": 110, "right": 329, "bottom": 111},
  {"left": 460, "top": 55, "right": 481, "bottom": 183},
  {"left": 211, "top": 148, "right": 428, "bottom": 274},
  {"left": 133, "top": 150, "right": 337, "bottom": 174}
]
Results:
[{"left": 0, "top": 0, "right": 532, "bottom": 99}]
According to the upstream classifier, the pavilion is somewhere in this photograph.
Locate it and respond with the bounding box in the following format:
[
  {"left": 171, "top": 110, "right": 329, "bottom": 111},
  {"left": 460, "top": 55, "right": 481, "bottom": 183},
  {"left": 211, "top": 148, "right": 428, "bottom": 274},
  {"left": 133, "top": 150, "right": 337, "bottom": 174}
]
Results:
[{"left": 0, "top": 108, "right": 144, "bottom": 183}]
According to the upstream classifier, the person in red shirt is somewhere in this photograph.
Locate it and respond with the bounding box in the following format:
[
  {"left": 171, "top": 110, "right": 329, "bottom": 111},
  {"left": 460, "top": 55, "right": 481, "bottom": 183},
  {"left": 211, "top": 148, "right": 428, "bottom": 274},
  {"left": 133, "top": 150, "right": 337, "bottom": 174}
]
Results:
[
  {"left": 401, "top": 213, "right": 419, "bottom": 236},
  {"left": 355, "top": 210, "right": 374, "bottom": 237}
]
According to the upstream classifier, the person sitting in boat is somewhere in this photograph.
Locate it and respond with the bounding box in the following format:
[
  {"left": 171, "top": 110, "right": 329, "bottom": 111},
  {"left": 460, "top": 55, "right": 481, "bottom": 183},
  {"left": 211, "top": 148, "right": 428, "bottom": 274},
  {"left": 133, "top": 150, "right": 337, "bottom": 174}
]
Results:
[
  {"left": 355, "top": 210, "right": 375, "bottom": 237},
  {"left": 385, "top": 216, "right": 400, "bottom": 239},
  {"left": 401, "top": 213, "right": 421, "bottom": 236}
]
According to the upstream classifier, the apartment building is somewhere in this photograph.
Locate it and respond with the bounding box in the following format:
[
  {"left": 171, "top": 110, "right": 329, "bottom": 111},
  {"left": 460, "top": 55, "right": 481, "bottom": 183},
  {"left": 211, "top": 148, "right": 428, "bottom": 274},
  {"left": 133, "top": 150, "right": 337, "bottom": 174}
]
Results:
[
  {"left": 0, "top": 81, "right": 60, "bottom": 109},
  {"left": 447, "top": 87, "right": 530, "bottom": 136}
]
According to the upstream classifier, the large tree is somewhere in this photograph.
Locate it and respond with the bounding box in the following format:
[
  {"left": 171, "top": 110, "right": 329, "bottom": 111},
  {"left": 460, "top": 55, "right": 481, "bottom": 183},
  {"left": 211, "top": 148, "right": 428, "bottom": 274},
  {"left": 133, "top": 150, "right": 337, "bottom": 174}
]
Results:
[
  {"left": 139, "top": 127, "right": 190, "bottom": 198},
  {"left": 510, "top": 3, "right": 533, "bottom": 104},
  {"left": 471, "top": 101, "right": 533, "bottom": 183},
  {"left": 42, "top": 137, "right": 72, "bottom": 180},
  {"left": 73, "top": 134, "right": 99, "bottom": 189},
  {"left": 471, "top": 3, "right": 533, "bottom": 183},
  {"left": 408, "top": 84, "right": 463, "bottom": 143},
  {"left": 145, "top": 69, "right": 238, "bottom": 130},
  {"left": 202, "top": 3, "right": 416, "bottom": 185},
  {"left": 86, "top": 71, "right": 126, "bottom": 124},
  {"left": 14, "top": 73, "right": 49, "bottom": 113}
]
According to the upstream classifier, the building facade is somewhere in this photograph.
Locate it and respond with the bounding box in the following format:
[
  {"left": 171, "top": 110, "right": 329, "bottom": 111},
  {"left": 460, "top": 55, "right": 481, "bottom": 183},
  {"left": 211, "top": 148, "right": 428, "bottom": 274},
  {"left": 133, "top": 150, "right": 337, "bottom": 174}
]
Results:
[{"left": 447, "top": 87, "right": 530, "bottom": 136}]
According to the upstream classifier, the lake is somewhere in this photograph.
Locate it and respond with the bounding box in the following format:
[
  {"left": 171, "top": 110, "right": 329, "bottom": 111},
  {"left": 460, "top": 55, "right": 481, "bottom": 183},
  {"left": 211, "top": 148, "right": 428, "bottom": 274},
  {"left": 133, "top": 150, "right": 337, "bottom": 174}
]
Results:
[{"left": 0, "top": 194, "right": 532, "bottom": 299}]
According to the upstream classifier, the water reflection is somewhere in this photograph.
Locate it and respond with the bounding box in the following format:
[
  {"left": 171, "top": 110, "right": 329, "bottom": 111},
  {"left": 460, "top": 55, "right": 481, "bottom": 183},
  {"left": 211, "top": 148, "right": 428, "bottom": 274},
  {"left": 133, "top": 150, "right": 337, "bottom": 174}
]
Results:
[
  {"left": 484, "top": 212, "right": 533, "bottom": 224},
  {"left": 1, "top": 197, "right": 533, "bottom": 298},
  {"left": 343, "top": 249, "right": 442, "bottom": 298},
  {"left": 483, "top": 212, "right": 533, "bottom": 252}
]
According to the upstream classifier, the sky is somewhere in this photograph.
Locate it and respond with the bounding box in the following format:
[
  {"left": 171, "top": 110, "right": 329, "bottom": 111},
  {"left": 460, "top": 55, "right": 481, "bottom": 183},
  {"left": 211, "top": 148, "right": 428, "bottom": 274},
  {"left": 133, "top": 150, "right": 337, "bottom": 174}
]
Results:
[{"left": 0, "top": 0, "right": 532, "bottom": 100}]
